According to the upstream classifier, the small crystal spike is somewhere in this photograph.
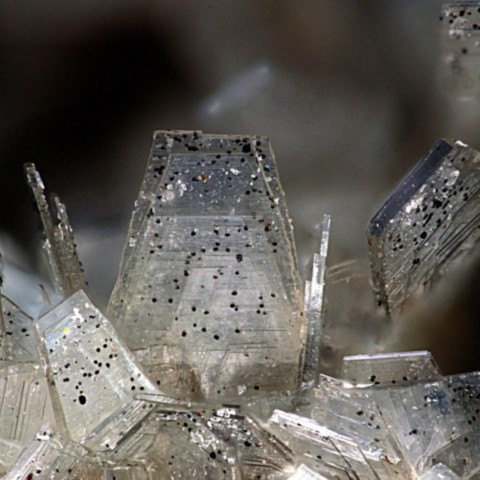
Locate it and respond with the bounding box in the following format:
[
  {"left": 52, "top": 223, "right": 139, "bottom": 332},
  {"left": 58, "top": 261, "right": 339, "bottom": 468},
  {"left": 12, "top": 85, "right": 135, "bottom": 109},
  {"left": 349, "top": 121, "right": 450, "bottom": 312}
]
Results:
[
  {"left": 302, "top": 214, "right": 331, "bottom": 386},
  {"left": 24, "top": 164, "right": 86, "bottom": 298},
  {"left": 5, "top": 424, "right": 91, "bottom": 480}
]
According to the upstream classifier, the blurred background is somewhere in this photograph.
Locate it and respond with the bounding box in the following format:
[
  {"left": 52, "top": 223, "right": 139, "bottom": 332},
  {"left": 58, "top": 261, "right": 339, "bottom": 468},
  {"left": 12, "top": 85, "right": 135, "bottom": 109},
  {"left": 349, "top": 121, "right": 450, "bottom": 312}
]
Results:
[{"left": 1, "top": 0, "right": 478, "bottom": 373}]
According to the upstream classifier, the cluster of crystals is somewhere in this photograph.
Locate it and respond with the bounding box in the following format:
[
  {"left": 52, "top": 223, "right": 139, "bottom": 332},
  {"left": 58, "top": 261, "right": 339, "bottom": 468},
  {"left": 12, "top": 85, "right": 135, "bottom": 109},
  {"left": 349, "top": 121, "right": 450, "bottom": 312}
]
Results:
[
  {"left": 1, "top": 131, "right": 480, "bottom": 479},
  {"left": 440, "top": 3, "right": 480, "bottom": 96}
]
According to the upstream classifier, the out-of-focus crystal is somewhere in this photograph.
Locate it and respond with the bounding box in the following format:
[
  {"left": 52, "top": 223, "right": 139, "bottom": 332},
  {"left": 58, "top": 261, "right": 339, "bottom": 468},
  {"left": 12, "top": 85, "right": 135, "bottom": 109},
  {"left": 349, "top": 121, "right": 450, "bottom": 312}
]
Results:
[
  {"left": 36, "top": 289, "right": 174, "bottom": 451},
  {"left": 108, "top": 130, "right": 305, "bottom": 400},
  {"left": 368, "top": 139, "right": 480, "bottom": 315},
  {"left": 287, "top": 464, "right": 329, "bottom": 480},
  {"left": 418, "top": 463, "right": 460, "bottom": 479}
]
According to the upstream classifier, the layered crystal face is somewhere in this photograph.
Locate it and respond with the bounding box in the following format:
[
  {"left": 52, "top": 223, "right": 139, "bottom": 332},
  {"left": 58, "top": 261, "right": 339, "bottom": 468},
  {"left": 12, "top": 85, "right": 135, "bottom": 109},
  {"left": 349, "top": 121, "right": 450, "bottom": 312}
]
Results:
[
  {"left": 37, "top": 290, "right": 167, "bottom": 451},
  {"left": 368, "top": 139, "right": 480, "bottom": 314},
  {"left": 108, "top": 131, "right": 305, "bottom": 400}
]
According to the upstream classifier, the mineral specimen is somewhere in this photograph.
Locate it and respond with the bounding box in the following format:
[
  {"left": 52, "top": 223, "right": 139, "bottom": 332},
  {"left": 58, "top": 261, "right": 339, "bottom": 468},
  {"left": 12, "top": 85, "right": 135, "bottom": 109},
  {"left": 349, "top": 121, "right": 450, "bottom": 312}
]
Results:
[
  {"left": 368, "top": 139, "right": 480, "bottom": 315},
  {"left": 108, "top": 131, "right": 306, "bottom": 401},
  {"left": 2, "top": 131, "right": 480, "bottom": 478}
]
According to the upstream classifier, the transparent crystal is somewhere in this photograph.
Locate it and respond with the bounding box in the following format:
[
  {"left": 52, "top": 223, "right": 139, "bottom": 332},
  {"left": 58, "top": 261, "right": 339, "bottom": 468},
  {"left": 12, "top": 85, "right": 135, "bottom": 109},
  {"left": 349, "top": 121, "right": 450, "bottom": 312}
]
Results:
[
  {"left": 5, "top": 424, "right": 91, "bottom": 480},
  {"left": 36, "top": 289, "right": 174, "bottom": 451},
  {"left": 108, "top": 131, "right": 305, "bottom": 400},
  {"left": 0, "top": 363, "right": 56, "bottom": 472},
  {"left": 25, "top": 164, "right": 86, "bottom": 299},
  {"left": 368, "top": 139, "right": 480, "bottom": 315},
  {"left": 302, "top": 214, "right": 330, "bottom": 386},
  {"left": 340, "top": 350, "right": 441, "bottom": 386}
]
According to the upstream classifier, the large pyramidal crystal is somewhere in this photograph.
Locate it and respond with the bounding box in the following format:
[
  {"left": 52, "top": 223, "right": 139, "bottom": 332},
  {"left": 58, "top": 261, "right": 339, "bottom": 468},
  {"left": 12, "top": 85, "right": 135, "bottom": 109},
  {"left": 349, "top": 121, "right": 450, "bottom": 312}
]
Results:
[{"left": 108, "top": 131, "right": 306, "bottom": 401}]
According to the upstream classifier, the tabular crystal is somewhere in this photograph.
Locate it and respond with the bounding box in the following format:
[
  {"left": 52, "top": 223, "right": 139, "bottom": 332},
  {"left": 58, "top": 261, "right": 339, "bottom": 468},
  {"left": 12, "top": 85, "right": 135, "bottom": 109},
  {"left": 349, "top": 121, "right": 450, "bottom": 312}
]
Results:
[
  {"left": 109, "top": 130, "right": 305, "bottom": 400},
  {"left": 36, "top": 289, "right": 173, "bottom": 451},
  {"left": 368, "top": 139, "right": 480, "bottom": 315}
]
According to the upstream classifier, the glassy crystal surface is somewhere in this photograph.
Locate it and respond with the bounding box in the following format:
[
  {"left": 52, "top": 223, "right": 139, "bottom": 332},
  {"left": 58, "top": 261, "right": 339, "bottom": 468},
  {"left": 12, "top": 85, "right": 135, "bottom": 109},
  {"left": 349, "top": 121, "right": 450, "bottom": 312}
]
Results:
[
  {"left": 109, "top": 130, "right": 305, "bottom": 400},
  {"left": 368, "top": 139, "right": 480, "bottom": 314},
  {"left": 0, "top": 296, "right": 38, "bottom": 366},
  {"left": 287, "top": 464, "right": 329, "bottom": 480},
  {"left": 36, "top": 290, "right": 172, "bottom": 451},
  {"left": 418, "top": 463, "right": 460, "bottom": 479},
  {"left": 317, "top": 258, "right": 385, "bottom": 376},
  {"left": 0, "top": 363, "right": 56, "bottom": 472},
  {"left": 302, "top": 214, "right": 330, "bottom": 386},
  {"left": 25, "top": 164, "right": 86, "bottom": 299},
  {"left": 5, "top": 424, "right": 92, "bottom": 480},
  {"left": 341, "top": 351, "right": 441, "bottom": 386}
]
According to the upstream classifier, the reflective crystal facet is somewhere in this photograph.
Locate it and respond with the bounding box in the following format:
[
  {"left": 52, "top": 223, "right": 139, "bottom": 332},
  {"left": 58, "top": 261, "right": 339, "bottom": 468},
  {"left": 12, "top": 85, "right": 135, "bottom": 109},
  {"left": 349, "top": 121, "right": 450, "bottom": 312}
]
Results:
[
  {"left": 37, "top": 290, "right": 172, "bottom": 451},
  {"left": 368, "top": 139, "right": 480, "bottom": 314},
  {"left": 108, "top": 131, "right": 305, "bottom": 400},
  {"left": 6, "top": 425, "right": 91, "bottom": 480},
  {"left": 0, "top": 363, "right": 56, "bottom": 472}
]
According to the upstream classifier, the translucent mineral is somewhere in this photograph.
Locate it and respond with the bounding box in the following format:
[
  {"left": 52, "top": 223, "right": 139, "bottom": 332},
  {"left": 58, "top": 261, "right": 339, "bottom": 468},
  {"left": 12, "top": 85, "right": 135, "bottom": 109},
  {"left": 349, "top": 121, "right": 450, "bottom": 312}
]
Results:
[
  {"left": 302, "top": 214, "right": 330, "bottom": 386},
  {"left": 440, "top": 3, "right": 480, "bottom": 98},
  {"left": 0, "top": 296, "right": 39, "bottom": 366},
  {"left": 0, "top": 363, "right": 56, "bottom": 472},
  {"left": 1, "top": 135, "right": 480, "bottom": 478},
  {"left": 5, "top": 424, "right": 92, "bottom": 480},
  {"left": 36, "top": 289, "right": 174, "bottom": 451},
  {"left": 108, "top": 130, "right": 305, "bottom": 400},
  {"left": 367, "top": 139, "right": 480, "bottom": 315},
  {"left": 25, "top": 164, "right": 86, "bottom": 299},
  {"left": 340, "top": 350, "right": 441, "bottom": 386}
]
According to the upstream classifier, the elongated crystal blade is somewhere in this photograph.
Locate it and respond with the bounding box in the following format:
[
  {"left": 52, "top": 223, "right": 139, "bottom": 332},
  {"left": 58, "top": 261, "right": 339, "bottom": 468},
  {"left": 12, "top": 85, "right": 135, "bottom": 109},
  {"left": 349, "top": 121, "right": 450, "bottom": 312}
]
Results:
[
  {"left": 302, "top": 214, "right": 331, "bottom": 386},
  {"left": 24, "top": 164, "right": 86, "bottom": 298}
]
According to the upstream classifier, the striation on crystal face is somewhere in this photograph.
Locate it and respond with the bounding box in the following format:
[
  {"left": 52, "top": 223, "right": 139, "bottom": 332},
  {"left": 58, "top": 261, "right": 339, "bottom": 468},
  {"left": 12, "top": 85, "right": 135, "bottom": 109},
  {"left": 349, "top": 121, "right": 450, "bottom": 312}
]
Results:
[
  {"left": 36, "top": 289, "right": 174, "bottom": 451},
  {"left": 0, "top": 296, "right": 39, "bottom": 367},
  {"left": 367, "top": 139, "right": 480, "bottom": 315},
  {"left": 0, "top": 364, "right": 56, "bottom": 473},
  {"left": 340, "top": 350, "right": 441, "bottom": 386},
  {"left": 302, "top": 214, "right": 330, "bottom": 386},
  {"left": 5, "top": 424, "right": 92, "bottom": 480},
  {"left": 108, "top": 130, "right": 305, "bottom": 401},
  {"left": 25, "top": 164, "right": 86, "bottom": 299}
]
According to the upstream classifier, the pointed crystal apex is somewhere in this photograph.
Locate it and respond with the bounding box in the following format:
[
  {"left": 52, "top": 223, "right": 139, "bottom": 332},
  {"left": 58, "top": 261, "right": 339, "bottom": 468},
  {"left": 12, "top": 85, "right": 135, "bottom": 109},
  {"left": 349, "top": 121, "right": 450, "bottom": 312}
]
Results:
[
  {"left": 24, "top": 163, "right": 86, "bottom": 299},
  {"left": 301, "top": 214, "right": 331, "bottom": 386}
]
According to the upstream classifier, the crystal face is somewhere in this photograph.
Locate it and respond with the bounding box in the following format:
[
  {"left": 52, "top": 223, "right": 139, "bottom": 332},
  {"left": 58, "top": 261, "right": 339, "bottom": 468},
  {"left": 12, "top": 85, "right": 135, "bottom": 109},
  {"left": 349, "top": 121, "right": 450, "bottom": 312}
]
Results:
[
  {"left": 108, "top": 131, "right": 305, "bottom": 400},
  {"left": 368, "top": 139, "right": 480, "bottom": 315},
  {"left": 2, "top": 132, "right": 480, "bottom": 478},
  {"left": 37, "top": 289, "right": 170, "bottom": 451}
]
